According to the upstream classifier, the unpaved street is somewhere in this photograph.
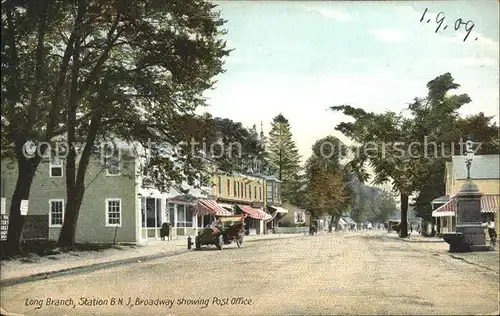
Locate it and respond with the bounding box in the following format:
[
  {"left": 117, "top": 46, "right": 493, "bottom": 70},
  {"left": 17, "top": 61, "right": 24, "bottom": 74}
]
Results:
[{"left": 1, "top": 232, "right": 499, "bottom": 315}]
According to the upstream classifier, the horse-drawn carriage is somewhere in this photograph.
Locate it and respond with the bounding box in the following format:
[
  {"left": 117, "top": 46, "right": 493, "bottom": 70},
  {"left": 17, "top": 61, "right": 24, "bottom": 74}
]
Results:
[{"left": 195, "top": 215, "right": 245, "bottom": 250}]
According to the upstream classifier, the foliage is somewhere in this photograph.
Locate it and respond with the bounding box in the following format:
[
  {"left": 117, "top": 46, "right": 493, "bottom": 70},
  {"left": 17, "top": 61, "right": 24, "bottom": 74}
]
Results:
[
  {"left": 303, "top": 136, "right": 347, "bottom": 220},
  {"left": 266, "top": 113, "right": 302, "bottom": 202},
  {"left": 330, "top": 72, "right": 498, "bottom": 236},
  {"left": 406, "top": 73, "right": 499, "bottom": 221},
  {"left": 204, "top": 115, "right": 265, "bottom": 174},
  {"left": 2, "top": 0, "right": 231, "bottom": 247}
]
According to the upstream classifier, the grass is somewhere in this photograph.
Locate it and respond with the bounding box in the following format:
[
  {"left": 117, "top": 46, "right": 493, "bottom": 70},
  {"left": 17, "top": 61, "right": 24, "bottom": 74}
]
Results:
[{"left": 0, "top": 240, "right": 138, "bottom": 261}]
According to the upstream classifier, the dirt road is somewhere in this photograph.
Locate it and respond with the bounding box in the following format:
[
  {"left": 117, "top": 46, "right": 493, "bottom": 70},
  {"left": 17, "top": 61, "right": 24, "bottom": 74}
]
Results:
[{"left": 1, "top": 231, "right": 498, "bottom": 315}]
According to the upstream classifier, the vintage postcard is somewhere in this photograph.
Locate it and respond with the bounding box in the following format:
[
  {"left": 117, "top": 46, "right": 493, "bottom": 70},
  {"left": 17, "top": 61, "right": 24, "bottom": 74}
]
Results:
[{"left": 1, "top": 0, "right": 499, "bottom": 315}]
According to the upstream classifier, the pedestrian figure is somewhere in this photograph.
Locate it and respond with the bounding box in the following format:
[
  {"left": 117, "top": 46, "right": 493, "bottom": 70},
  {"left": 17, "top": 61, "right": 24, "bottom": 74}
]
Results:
[{"left": 161, "top": 222, "right": 171, "bottom": 241}]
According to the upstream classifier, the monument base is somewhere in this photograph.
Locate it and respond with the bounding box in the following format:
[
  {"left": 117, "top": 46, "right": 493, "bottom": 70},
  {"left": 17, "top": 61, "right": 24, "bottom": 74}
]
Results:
[
  {"left": 443, "top": 224, "right": 490, "bottom": 253},
  {"left": 456, "top": 223, "right": 485, "bottom": 246}
]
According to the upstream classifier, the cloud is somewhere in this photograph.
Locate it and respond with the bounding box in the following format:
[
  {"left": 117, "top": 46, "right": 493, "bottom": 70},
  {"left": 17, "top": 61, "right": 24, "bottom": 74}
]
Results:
[
  {"left": 305, "top": 7, "right": 351, "bottom": 22},
  {"left": 369, "top": 29, "right": 407, "bottom": 43}
]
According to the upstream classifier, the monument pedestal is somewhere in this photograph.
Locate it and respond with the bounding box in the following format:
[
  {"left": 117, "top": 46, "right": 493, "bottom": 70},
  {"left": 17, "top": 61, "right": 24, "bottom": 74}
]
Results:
[{"left": 443, "top": 180, "right": 491, "bottom": 253}]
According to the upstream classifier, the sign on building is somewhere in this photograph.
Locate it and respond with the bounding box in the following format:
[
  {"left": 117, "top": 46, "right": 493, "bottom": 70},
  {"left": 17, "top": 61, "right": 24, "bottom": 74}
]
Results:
[
  {"left": 294, "top": 211, "right": 305, "bottom": 224},
  {"left": 1, "top": 197, "right": 6, "bottom": 215},
  {"left": 20, "top": 200, "right": 29, "bottom": 216},
  {"left": 1, "top": 214, "right": 8, "bottom": 241}
]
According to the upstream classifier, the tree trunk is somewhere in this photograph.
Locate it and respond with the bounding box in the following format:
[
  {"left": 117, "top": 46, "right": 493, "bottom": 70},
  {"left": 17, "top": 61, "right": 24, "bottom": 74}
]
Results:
[
  {"left": 308, "top": 211, "right": 314, "bottom": 235},
  {"left": 399, "top": 193, "right": 409, "bottom": 238},
  {"left": 328, "top": 213, "right": 335, "bottom": 232},
  {"left": 5, "top": 149, "right": 40, "bottom": 256}
]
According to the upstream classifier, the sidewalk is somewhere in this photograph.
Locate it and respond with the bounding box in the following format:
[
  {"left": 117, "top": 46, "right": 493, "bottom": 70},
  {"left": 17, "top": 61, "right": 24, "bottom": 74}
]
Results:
[
  {"left": 385, "top": 232, "right": 499, "bottom": 273},
  {"left": 0, "top": 233, "right": 299, "bottom": 286}
]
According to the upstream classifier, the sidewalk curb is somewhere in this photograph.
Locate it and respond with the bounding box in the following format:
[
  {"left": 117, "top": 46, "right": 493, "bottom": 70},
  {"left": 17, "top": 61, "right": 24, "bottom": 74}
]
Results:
[
  {"left": 0, "top": 235, "right": 298, "bottom": 288},
  {"left": 0, "top": 250, "right": 188, "bottom": 288}
]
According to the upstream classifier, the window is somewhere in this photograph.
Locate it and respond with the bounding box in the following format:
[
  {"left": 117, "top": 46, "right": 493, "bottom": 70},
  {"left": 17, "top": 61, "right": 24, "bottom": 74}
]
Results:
[
  {"left": 49, "top": 199, "right": 64, "bottom": 227},
  {"left": 218, "top": 176, "right": 222, "bottom": 195},
  {"left": 240, "top": 182, "right": 243, "bottom": 198},
  {"left": 254, "top": 186, "right": 257, "bottom": 200},
  {"left": 227, "top": 179, "right": 231, "bottom": 196},
  {"left": 105, "top": 144, "right": 121, "bottom": 176},
  {"left": 176, "top": 204, "right": 193, "bottom": 227},
  {"left": 259, "top": 187, "right": 262, "bottom": 201},
  {"left": 248, "top": 185, "right": 252, "bottom": 200},
  {"left": 234, "top": 181, "right": 238, "bottom": 197},
  {"left": 168, "top": 203, "right": 175, "bottom": 224},
  {"left": 105, "top": 198, "right": 122, "bottom": 227},
  {"left": 49, "top": 157, "right": 63, "bottom": 178},
  {"left": 275, "top": 183, "right": 280, "bottom": 202},
  {"left": 267, "top": 183, "right": 273, "bottom": 202}
]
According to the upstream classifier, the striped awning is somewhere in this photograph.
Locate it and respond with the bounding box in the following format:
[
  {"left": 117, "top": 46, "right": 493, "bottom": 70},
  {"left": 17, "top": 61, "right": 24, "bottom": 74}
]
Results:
[
  {"left": 432, "top": 198, "right": 455, "bottom": 217},
  {"left": 195, "top": 199, "right": 232, "bottom": 216},
  {"left": 237, "top": 205, "right": 271, "bottom": 220},
  {"left": 482, "top": 194, "right": 499, "bottom": 213},
  {"left": 432, "top": 194, "right": 499, "bottom": 217}
]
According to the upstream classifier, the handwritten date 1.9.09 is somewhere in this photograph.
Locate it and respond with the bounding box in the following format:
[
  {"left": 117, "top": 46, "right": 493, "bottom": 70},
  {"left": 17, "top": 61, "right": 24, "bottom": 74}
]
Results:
[{"left": 420, "top": 8, "right": 477, "bottom": 42}]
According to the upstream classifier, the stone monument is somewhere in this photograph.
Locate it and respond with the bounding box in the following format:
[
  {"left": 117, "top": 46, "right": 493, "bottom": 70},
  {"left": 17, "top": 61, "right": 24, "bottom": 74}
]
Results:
[{"left": 443, "top": 140, "right": 489, "bottom": 252}]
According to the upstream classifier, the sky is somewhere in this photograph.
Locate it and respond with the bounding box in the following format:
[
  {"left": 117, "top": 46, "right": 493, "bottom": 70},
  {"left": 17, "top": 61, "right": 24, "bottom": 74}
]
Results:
[{"left": 199, "top": 1, "right": 499, "bottom": 167}]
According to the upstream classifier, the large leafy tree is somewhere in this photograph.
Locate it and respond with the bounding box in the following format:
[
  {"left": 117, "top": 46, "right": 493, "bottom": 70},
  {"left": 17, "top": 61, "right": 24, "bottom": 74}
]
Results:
[
  {"left": 2, "top": 0, "right": 80, "bottom": 254},
  {"left": 206, "top": 116, "right": 265, "bottom": 174},
  {"left": 303, "top": 136, "right": 347, "bottom": 233},
  {"left": 2, "top": 0, "right": 230, "bottom": 249},
  {"left": 407, "top": 74, "right": 498, "bottom": 222},
  {"left": 331, "top": 73, "right": 493, "bottom": 237},
  {"left": 330, "top": 106, "right": 422, "bottom": 238},
  {"left": 267, "top": 113, "right": 301, "bottom": 202}
]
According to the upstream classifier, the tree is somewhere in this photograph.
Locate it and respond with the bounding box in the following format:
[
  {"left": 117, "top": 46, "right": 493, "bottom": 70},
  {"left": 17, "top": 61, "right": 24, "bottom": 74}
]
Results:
[
  {"left": 331, "top": 73, "right": 490, "bottom": 238},
  {"left": 2, "top": 0, "right": 231, "bottom": 249},
  {"left": 361, "top": 187, "right": 398, "bottom": 224},
  {"left": 406, "top": 73, "right": 498, "bottom": 222},
  {"left": 267, "top": 113, "right": 301, "bottom": 202},
  {"left": 2, "top": 0, "right": 82, "bottom": 254},
  {"left": 304, "top": 136, "right": 347, "bottom": 233},
  {"left": 330, "top": 105, "right": 421, "bottom": 238},
  {"left": 207, "top": 116, "right": 265, "bottom": 174}
]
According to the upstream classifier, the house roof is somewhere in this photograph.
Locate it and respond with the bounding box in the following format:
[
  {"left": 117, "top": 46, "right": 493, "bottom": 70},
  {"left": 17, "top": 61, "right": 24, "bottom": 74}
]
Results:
[{"left": 451, "top": 155, "right": 500, "bottom": 180}]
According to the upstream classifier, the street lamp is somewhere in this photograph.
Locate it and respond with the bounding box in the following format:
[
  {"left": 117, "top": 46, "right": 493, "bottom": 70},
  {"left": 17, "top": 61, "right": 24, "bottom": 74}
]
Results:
[{"left": 464, "top": 140, "right": 474, "bottom": 180}]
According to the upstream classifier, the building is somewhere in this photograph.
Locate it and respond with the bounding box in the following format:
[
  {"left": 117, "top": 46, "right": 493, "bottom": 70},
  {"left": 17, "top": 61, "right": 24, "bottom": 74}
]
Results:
[
  {"left": 432, "top": 155, "right": 499, "bottom": 235},
  {"left": 260, "top": 175, "right": 289, "bottom": 231},
  {"left": 0, "top": 141, "right": 230, "bottom": 243},
  {"left": 2, "top": 142, "right": 147, "bottom": 243},
  {"left": 210, "top": 173, "right": 271, "bottom": 235}
]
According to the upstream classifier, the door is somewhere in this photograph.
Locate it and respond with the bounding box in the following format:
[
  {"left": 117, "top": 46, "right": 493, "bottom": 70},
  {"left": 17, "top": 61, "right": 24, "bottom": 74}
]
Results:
[{"left": 141, "top": 197, "right": 162, "bottom": 239}]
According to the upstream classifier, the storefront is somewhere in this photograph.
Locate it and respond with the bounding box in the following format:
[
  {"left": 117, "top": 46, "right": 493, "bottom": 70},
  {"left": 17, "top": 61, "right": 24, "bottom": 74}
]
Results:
[
  {"left": 235, "top": 205, "right": 271, "bottom": 235},
  {"left": 432, "top": 194, "right": 499, "bottom": 234},
  {"left": 166, "top": 196, "right": 232, "bottom": 238}
]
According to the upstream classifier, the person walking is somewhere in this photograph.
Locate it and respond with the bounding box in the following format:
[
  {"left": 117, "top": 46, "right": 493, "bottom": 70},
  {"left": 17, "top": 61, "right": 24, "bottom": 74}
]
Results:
[{"left": 487, "top": 220, "right": 497, "bottom": 243}]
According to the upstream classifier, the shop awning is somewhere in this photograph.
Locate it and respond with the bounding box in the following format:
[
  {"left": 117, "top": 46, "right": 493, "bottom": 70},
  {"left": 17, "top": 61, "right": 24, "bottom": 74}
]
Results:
[
  {"left": 432, "top": 194, "right": 499, "bottom": 217},
  {"left": 268, "top": 205, "right": 289, "bottom": 214},
  {"left": 482, "top": 194, "right": 499, "bottom": 213},
  {"left": 432, "top": 198, "right": 455, "bottom": 217},
  {"left": 237, "top": 205, "right": 272, "bottom": 220},
  {"left": 195, "top": 199, "right": 232, "bottom": 216}
]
